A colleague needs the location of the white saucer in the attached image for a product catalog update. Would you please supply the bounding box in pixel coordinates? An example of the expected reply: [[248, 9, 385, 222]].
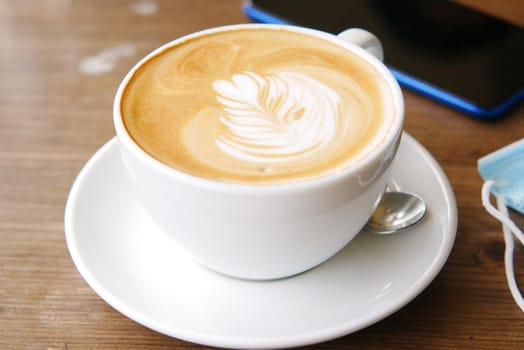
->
[[65, 133, 457, 349]]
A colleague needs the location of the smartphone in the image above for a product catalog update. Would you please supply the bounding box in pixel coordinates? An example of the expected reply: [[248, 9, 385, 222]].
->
[[242, 0, 524, 119]]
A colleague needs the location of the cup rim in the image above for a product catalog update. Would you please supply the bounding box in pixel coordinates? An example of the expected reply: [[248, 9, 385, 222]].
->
[[113, 23, 404, 193]]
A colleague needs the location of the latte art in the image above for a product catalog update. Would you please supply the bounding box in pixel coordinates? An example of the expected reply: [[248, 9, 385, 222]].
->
[[213, 71, 341, 163], [121, 27, 395, 184]]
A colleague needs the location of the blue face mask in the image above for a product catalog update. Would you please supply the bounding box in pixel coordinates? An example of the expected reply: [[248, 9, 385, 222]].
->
[[478, 138, 524, 214], [478, 138, 524, 313]]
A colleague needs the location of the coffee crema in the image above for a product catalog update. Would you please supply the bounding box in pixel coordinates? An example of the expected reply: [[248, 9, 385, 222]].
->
[[121, 27, 395, 184]]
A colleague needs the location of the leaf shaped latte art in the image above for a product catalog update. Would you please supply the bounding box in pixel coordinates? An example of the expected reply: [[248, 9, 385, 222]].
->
[[212, 71, 343, 163]]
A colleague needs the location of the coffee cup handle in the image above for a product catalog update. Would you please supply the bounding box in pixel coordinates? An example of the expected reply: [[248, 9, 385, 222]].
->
[[337, 28, 384, 62]]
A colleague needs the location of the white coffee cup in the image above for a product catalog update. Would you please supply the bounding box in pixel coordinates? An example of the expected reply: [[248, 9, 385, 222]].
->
[[113, 24, 404, 280]]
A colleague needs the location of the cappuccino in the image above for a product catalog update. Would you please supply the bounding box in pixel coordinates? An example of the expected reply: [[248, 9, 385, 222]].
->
[[121, 27, 395, 184]]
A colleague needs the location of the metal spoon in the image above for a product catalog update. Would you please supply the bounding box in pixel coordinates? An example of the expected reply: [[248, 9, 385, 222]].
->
[[364, 191, 426, 234]]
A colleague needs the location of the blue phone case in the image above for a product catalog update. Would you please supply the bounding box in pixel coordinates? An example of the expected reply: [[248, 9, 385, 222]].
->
[[242, 3, 524, 119]]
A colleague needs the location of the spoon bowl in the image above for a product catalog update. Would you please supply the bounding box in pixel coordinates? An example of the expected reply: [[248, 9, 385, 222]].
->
[[364, 191, 426, 234]]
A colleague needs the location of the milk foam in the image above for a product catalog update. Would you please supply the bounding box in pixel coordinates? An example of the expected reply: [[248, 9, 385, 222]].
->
[[121, 28, 394, 184], [213, 71, 341, 163]]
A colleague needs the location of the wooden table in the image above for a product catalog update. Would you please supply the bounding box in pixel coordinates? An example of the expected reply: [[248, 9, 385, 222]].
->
[[1, 1, 523, 349]]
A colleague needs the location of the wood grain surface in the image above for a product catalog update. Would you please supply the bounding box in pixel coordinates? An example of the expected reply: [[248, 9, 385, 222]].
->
[[1, 1, 523, 349]]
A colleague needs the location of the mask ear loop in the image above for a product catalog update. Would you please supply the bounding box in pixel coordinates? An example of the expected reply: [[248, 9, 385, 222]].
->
[[482, 180, 524, 312]]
